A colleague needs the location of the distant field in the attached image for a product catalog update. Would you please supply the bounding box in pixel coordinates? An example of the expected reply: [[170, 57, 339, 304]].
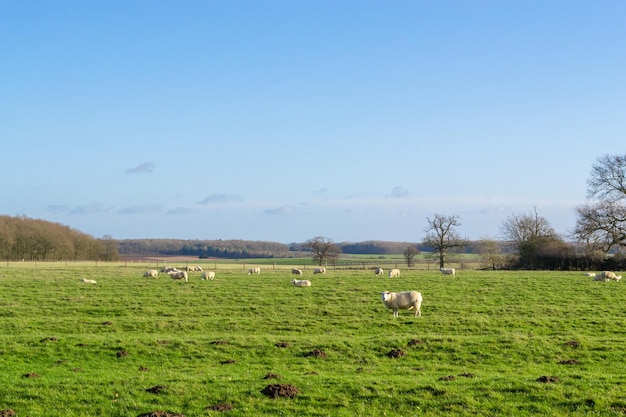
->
[[0, 263, 623, 416]]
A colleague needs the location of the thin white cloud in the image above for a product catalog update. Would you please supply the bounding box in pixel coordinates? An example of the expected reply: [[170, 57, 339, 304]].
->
[[116, 204, 162, 215], [263, 205, 297, 215], [199, 194, 243, 204], [69, 203, 113, 215], [126, 163, 155, 174], [167, 207, 196, 215], [389, 186, 410, 199]]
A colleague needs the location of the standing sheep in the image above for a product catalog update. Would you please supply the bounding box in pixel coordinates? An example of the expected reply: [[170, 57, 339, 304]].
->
[[388, 268, 400, 278], [374, 267, 384, 276], [247, 267, 261, 275], [440, 267, 456, 276], [292, 268, 303, 275], [169, 271, 188, 282], [380, 291, 423, 317], [201, 271, 215, 280]]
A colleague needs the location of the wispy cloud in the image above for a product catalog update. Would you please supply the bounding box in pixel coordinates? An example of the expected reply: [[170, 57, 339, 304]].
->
[[167, 207, 196, 215], [116, 204, 162, 215], [263, 205, 297, 215], [126, 163, 155, 174], [389, 186, 410, 199], [69, 203, 113, 215], [199, 194, 243, 204]]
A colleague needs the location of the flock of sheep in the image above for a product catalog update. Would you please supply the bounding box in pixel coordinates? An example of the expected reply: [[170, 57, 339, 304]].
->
[[81, 265, 621, 319]]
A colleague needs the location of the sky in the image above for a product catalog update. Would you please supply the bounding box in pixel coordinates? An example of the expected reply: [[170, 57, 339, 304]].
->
[[1, 1, 624, 244]]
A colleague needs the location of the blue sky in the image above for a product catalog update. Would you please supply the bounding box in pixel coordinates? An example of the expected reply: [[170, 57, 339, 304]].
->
[[2, 1, 624, 243]]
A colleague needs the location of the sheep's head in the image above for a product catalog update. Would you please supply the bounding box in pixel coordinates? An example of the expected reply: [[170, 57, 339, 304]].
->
[[380, 291, 391, 301]]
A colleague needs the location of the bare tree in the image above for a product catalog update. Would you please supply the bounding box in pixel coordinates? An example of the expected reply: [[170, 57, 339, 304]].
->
[[499, 207, 561, 269], [423, 214, 466, 268], [575, 153, 626, 254], [475, 237, 504, 270], [304, 236, 342, 266], [403, 245, 419, 268]]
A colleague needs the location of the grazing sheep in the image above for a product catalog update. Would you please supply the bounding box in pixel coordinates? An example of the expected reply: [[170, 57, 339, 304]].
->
[[313, 267, 326, 274], [247, 267, 261, 275], [374, 267, 384, 275], [388, 268, 400, 278], [143, 269, 158, 278], [186, 265, 203, 272], [291, 279, 311, 287], [169, 271, 188, 282], [594, 271, 622, 282], [161, 266, 179, 273], [292, 268, 303, 275], [79, 278, 97, 284], [201, 271, 216, 280], [380, 291, 423, 317], [440, 267, 456, 276]]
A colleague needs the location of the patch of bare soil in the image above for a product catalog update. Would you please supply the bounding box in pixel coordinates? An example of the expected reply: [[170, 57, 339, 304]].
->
[[139, 366, 150, 372], [386, 349, 406, 358], [137, 412, 185, 417], [263, 372, 281, 380], [40, 336, 58, 342], [275, 342, 290, 348], [559, 359, 580, 365], [221, 359, 236, 364], [0, 409, 16, 417], [537, 375, 560, 383], [22, 373, 40, 378], [146, 385, 167, 394], [102, 321, 113, 325], [116, 350, 129, 358], [261, 384, 300, 398], [212, 340, 229, 345], [407, 339, 424, 346], [458, 373, 476, 378], [564, 340, 580, 348], [304, 349, 327, 358], [207, 403, 234, 412], [439, 375, 456, 381]]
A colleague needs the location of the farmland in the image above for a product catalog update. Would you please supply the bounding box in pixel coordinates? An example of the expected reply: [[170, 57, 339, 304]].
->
[[0, 262, 625, 416]]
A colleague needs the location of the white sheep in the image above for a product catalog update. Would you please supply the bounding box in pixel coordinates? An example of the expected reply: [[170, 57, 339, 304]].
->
[[440, 267, 456, 276], [584, 272, 597, 277], [201, 271, 215, 280], [292, 268, 303, 275], [143, 269, 158, 278], [313, 267, 326, 274], [247, 267, 261, 275], [169, 271, 188, 282], [79, 278, 97, 284], [594, 271, 622, 282], [380, 291, 423, 317], [291, 279, 311, 287], [388, 268, 400, 278], [374, 267, 384, 275]]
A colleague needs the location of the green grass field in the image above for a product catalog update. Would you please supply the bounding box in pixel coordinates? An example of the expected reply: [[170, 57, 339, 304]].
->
[[0, 262, 625, 416]]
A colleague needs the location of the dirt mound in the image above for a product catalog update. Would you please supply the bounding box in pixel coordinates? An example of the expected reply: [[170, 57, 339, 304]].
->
[[537, 375, 560, 383], [0, 409, 16, 417], [212, 340, 228, 345], [261, 384, 300, 398], [564, 340, 580, 348], [22, 373, 39, 378], [146, 385, 167, 394], [439, 375, 456, 381], [116, 351, 129, 358], [559, 359, 580, 365], [407, 339, 424, 346], [275, 342, 290, 348], [304, 349, 327, 358], [386, 349, 406, 358], [263, 372, 281, 379], [207, 403, 233, 412], [137, 412, 185, 417]]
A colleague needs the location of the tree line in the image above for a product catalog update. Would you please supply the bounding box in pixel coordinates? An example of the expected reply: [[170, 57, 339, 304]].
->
[[0, 215, 119, 261]]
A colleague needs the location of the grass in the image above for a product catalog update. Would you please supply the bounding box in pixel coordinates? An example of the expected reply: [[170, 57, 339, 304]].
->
[[0, 263, 625, 416]]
